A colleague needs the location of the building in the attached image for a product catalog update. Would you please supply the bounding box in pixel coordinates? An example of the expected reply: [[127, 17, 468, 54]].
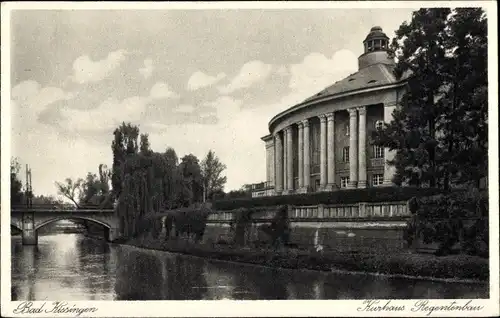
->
[[255, 26, 408, 197]]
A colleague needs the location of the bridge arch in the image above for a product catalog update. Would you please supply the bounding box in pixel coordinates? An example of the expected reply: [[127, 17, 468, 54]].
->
[[35, 216, 112, 231]]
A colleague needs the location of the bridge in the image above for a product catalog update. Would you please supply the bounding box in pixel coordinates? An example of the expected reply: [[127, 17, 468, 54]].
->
[[11, 207, 119, 245]]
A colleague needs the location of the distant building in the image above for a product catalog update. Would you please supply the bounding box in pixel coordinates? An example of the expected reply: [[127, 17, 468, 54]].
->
[[253, 27, 409, 197]]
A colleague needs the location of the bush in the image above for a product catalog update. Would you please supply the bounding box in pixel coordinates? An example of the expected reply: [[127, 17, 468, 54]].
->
[[232, 207, 254, 246], [140, 206, 211, 242], [403, 189, 489, 257], [212, 187, 446, 211]]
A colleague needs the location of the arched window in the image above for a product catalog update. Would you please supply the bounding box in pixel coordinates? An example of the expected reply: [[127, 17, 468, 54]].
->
[[374, 39, 381, 50]]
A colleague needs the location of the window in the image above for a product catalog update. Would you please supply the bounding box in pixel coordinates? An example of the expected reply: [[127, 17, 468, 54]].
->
[[372, 174, 384, 186], [343, 147, 350, 162], [345, 123, 350, 136], [367, 41, 373, 52], [375, 120, 384, 131], [341, 177, 350, 188], [373, 145, 384, 159]]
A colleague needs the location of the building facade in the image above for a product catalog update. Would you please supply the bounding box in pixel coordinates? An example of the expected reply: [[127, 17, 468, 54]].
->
[[256, 27, 408, 197]]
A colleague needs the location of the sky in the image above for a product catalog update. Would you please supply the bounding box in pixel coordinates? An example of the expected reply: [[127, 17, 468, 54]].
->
[[9, 7, 416, 198]]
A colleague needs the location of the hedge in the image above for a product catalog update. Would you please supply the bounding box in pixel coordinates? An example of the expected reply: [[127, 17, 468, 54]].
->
[[212, 186, 448, 211]]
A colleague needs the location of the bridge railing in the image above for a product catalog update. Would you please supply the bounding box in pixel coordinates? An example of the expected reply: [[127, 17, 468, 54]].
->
[[11, 207, 114, 213]]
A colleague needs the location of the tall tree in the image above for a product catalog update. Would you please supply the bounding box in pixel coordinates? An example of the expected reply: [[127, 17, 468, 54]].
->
[[111, 122, 140, 201], [372, 8, 487, 189], [177, 154, 203, 207], [10, 158, 24, 206], [163, 147, 179, 209], [139, 133, 151, 155], [440, 8, 488, 188], [200, 150, 227, 202]]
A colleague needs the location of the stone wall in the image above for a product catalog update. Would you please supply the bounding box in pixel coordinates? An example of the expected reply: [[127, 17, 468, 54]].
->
[[203, 201, 410, 252]]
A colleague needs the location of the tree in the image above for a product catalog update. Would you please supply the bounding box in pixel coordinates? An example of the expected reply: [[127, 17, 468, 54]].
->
[[200, 150, 227, 202], [31, 195, 65, 207], [163, 147, 179, 209], [55, 177, 83, 208], [111, 122, 140, 201], [372, 8, 487, 190], [439, 8, 488, 188], [11, 158, 24, 206], [177, 154, 203, 207], [140, 133, 151, 155]]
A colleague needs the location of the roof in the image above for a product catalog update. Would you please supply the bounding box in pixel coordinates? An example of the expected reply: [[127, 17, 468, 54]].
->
[[364, 26, 389, 42], [303, 63, 399, 103]]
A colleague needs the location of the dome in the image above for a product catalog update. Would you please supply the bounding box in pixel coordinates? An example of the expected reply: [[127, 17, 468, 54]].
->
[[364, 26, 389, 42]]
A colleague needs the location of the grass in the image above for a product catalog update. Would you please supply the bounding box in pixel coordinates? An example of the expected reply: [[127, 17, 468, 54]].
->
[[117, 235, 489, 282]]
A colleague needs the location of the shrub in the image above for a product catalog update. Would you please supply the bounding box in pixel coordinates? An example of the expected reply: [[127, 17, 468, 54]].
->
[[140, 206, 211, 242], [232, 207, 254, 246], [212, 186, 446, 211], [403, 189, 489, 257], [258, 205, 290, 248]]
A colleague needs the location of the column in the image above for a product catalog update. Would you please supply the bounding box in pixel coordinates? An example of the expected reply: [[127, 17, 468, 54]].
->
[[285, 126, 294, 192], [326, 112, 336, 190], [383, 102, 397, 185], [283, 130, 287, 191], [319, 114, 327, 189], [347, 108, 358, 188], [274, 133, 283, 193], [302, 119, 311, 192], [270, 141, 275, 187], [297, 122, 304, 189], [357, 106, 367, 188]]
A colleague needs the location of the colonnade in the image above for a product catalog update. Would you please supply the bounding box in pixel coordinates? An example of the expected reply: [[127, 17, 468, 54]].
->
[[272, 103, 396, 194]]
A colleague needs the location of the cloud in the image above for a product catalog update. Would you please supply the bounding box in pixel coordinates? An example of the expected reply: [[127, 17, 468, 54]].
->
[[70, 49, 128, 84], [187, 71, 226, 91], [150, 81, 179, 99], [218, 60, 273, 94], [276, 65, 289, 77], [58, 81, 180, 132], [60, 96, 150, 132], [139, 58, 154, 79], [289, 49, 358, 94], [175, 104, 195, 113], [11, 80, 75, 122]]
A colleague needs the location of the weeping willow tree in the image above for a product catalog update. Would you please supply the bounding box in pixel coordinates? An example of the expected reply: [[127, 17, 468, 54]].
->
[[113, 124, 203, 238]]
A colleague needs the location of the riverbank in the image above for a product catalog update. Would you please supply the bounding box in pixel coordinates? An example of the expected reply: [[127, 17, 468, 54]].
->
[[115, 237, 489, 282]]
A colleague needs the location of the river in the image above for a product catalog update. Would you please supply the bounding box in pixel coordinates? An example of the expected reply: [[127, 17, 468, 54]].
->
[[11, 234, 488, 300]]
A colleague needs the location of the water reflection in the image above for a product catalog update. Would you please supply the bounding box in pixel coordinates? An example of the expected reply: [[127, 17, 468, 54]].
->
[[11, 234, 488, 300]]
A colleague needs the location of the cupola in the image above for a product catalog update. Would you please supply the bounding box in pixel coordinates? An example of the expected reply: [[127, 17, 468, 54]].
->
[[358, 26, 394, 70]]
